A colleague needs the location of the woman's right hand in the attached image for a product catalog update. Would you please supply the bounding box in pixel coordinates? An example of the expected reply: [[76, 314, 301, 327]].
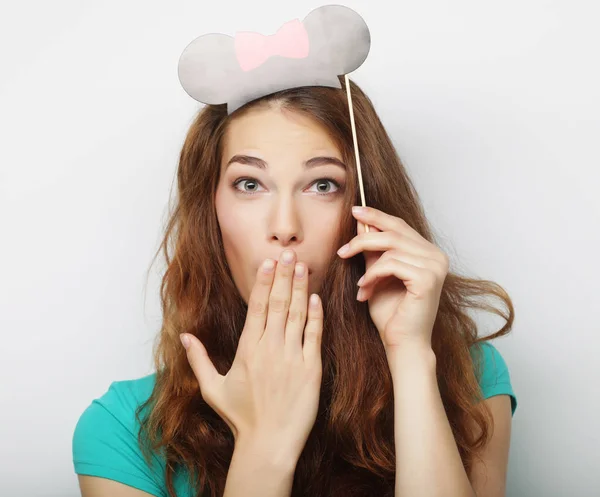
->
[[180, 249, 324, 462]]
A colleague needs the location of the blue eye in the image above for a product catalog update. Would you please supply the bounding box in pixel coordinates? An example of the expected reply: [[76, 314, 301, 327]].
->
[[231, 177, 342, 196]]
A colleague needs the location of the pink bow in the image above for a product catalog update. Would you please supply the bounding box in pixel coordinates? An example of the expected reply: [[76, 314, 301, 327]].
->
[[234, 19, 310, 72]]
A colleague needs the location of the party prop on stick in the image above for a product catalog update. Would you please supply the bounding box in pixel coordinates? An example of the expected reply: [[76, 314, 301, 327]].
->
[[177, 4, 371, 230]]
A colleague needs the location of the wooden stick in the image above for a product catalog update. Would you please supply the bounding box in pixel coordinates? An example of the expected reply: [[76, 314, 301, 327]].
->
[[344, 74, 370, 233]]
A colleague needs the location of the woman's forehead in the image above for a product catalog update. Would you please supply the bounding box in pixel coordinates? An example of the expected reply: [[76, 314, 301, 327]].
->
[[227, 107, 335, 145]]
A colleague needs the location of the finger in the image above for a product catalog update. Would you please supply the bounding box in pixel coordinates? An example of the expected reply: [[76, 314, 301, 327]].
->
[[354, 221, 382, 272], [357, 258, 438, 300], [181, 333, 223, 399], [340, 232, 431, 261], [303, 293, 324, 365], [357, 252, 433, 288], [262, 249, 296, 348], [283, 262, 309, 355], [357, 219, 380, 235], [352, 206, 423, 243], [239, 258, 277, 350]]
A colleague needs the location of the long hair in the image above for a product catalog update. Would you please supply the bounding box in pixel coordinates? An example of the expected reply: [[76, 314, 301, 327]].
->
[[136, 76, 514, 497]]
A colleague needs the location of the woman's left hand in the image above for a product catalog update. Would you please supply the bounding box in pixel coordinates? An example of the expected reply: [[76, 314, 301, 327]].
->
[[337, 206, 450, 351]]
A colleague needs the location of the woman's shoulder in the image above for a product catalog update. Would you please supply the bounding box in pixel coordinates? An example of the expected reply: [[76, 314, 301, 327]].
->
[[73, 371, 157, 433], [72, 372, 168, 497], [97, 372, 158, 413], [469, 341, 518, 416], [79, 372, 158, 434]]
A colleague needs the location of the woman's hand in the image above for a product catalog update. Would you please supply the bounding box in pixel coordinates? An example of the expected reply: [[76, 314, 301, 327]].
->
[[337, 206, 449, 351], [180, 249, 324, 463]]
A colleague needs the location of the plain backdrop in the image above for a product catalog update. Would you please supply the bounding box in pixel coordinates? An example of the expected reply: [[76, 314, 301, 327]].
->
[[1, 1, 598, 496]]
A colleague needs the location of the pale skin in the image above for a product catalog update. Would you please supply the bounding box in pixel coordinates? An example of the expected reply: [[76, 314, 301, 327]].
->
[[214, 103, 348, 304], [78, 104, 512, 496]]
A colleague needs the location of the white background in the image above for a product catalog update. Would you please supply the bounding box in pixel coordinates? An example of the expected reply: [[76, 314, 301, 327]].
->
[[1, 1, 598, 496]]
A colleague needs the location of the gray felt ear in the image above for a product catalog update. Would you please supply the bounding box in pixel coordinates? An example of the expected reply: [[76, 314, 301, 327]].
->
[[177, 4, 371, 114], [302, 4, 371, 76], [177, 34, 239, 105]]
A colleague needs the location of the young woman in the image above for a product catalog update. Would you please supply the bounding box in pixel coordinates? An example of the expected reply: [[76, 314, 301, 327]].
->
[[72, 77, 517, 497]]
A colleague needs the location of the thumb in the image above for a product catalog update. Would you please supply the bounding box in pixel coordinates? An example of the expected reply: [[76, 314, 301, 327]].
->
[[180, 333, 221, 395]]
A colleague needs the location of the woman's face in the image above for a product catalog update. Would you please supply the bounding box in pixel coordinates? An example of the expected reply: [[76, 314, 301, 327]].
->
[[215, 105, 348, 303]]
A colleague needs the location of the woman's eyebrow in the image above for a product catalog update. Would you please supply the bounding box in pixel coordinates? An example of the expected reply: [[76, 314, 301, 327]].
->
[[226, 155, 347, 170]]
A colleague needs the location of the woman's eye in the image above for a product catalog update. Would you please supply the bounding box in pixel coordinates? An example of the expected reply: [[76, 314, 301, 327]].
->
[[308, 179, 340, 194], [233, 178, 263, 194], [232, 178, 341, 195]]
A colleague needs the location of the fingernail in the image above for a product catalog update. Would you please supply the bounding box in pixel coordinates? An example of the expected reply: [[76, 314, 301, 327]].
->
[[180, 334, 190, 349], [281, 250, 294, 264], [337, 243, 349, 255], [294, 263, 305, 278], [352, 206, 366, 215], [357, 275, 365, 286], [262, 258, 275, 273], [356, 289, 364, 300]]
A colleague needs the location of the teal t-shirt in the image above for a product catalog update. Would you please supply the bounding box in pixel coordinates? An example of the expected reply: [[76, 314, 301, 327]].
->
[[72, 342, 517, 497]]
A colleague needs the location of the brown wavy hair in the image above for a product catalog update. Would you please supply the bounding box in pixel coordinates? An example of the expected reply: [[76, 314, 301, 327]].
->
[[136, 76, 514, 497]]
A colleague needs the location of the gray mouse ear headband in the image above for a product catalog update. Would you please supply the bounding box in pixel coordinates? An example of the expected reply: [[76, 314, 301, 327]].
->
[[177, 4, 372, 229]]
